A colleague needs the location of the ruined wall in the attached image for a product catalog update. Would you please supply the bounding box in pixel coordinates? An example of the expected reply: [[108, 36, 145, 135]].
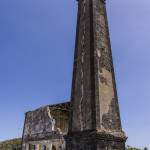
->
[[0, 138, 22, 150], [51, 108, 69, 133], [22, 102, 70, 150]]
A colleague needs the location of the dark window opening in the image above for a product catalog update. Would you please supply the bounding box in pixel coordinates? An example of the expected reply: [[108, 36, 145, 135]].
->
[[52, 145, 56, 150]]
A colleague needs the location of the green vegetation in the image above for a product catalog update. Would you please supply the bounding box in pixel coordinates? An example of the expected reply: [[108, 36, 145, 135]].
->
[[126, 145, 149, 150], [0, 138, 21, 150]]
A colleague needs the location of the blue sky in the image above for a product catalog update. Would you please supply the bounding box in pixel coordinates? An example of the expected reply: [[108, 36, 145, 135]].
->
[[0, 0, 149, 148]]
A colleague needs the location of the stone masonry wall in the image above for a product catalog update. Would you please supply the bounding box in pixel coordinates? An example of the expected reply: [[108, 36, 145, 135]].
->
[[22, 102, 70, 150]]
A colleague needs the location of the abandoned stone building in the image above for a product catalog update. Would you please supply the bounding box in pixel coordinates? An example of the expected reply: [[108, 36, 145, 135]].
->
[[1, 0, 127, 149], [22, 102, 70, 150], [21, 0, 127, 149]]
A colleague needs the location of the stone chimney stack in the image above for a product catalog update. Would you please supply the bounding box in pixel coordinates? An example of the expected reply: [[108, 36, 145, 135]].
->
[[66, 0, 126, 149]]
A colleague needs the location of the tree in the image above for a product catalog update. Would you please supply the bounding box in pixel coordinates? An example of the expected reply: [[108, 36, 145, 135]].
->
[[126, 145, 141, 150]]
